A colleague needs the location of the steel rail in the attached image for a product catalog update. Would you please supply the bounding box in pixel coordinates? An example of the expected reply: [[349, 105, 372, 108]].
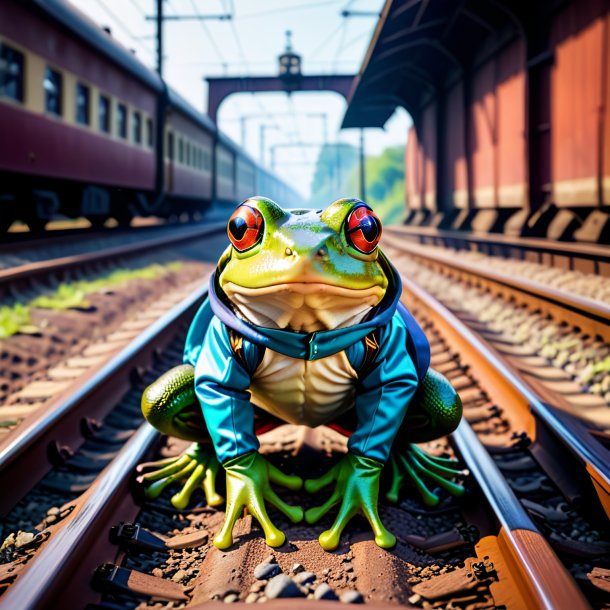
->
[[386, 225, 610, 264], [403, 274, 610, 517], [0, 221, 170, 254], [0, 423, 158, 610], [0, 278, 594, 609], [0, 281, 209, 515], [452, 421, 590, 610], [0, 222, 224, 286], [2, 363, 589, 609], [383, 231, 610, 326]]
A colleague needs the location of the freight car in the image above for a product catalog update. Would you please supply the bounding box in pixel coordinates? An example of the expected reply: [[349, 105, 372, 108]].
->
[[344, 0, 610, 243], [0, 0, 300, 232]]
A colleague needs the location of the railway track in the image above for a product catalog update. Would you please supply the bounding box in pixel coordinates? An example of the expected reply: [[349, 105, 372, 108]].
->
[[0, 220, 228, 449], [0, 303, 604, 606], [383, 229, 610, 462], [0, 221, 225, 288], [401, 282, 610, 608], [0, 218, 169, 266], [0, 228, 608, 608]]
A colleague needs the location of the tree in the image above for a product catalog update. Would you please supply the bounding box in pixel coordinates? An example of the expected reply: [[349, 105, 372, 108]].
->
[[309, 144, 405, 225]]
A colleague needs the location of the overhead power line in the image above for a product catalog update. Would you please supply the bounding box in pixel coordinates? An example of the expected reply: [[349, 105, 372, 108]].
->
[[239, 0, 344, 21], [93, 0, 155, 60], [146, 14, 231, 21]]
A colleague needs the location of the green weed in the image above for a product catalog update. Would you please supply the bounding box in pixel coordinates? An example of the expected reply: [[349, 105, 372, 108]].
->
[[0, 261, 184, 338]]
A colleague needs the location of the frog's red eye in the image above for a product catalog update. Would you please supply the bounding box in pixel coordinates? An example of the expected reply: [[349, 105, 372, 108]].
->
[[228, 205, 264, 252], [345, 205, 382, 254]]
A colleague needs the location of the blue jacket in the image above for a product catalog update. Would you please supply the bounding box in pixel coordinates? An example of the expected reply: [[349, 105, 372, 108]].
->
[[184, 260, 430, 464]]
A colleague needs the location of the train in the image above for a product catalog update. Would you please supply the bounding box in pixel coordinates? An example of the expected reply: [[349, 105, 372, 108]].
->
[[0, 0, 301, 232], [344, 0, 610, 243]]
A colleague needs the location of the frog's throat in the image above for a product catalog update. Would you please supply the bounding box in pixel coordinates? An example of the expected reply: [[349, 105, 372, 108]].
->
[[221, 282, 385, 332]]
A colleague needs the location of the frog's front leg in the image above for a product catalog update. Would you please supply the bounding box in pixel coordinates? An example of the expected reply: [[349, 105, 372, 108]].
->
[[137, 364, 224, 508], [386, 368, 466, 506], [214, 451, 304, 550], [304, 453, 395, 551]]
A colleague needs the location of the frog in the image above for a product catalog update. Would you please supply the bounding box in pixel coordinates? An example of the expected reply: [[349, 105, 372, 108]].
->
[[137, 197, 465, 552]]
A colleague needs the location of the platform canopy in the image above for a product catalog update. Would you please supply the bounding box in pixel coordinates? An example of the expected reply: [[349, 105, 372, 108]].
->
[[342, 0, 529, 128]]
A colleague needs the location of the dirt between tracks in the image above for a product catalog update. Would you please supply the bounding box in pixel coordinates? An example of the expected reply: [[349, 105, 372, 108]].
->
[[0, 257, 208, 410], [130, 427, 478, 609]]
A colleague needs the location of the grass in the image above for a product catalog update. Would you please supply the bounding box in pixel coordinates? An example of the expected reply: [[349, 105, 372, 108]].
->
[[0, 262, 183, 339], [0, 304, 38, 338]]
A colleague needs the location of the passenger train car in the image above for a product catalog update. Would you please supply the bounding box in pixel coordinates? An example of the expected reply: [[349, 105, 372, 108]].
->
[[0, 0, 300, 231]]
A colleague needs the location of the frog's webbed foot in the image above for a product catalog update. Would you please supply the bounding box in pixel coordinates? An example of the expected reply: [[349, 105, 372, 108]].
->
[[137, 442, 224, 509], [304, 453, 396, 552], [214, 451, 303, 550], [385, 443, 467, 507]]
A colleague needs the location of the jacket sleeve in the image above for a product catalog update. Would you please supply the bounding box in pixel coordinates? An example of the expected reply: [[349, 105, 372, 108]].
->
[[194, 316, 259, 463], [183, 297, 214, 367], [347, 314, 419, 463]]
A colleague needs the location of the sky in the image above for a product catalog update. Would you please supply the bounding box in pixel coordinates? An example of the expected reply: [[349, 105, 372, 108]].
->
[[73, 0, 411, 199]]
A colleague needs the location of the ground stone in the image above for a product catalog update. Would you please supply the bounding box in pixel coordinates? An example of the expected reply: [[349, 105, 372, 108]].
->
[[340, 590, 364, 604], [295, 571, 316, 585], [254, 560, 281, 580], [264, 575, 305, 599], [172, 569, 187, 583], [314, 583, 337, 600]]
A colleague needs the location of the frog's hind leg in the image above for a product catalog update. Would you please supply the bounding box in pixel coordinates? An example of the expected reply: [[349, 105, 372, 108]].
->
[[399, 368, 463, 443], [138, 364, 224, 508], [386, 368, 467, 506]]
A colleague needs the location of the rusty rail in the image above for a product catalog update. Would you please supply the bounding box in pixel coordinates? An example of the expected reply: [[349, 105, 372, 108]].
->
[[0, 424, 158, 610], [452, 422, 589, 610], [387, 225, 610, 266], [402, 268, 610, 512], [383, 231, 610, 335], [0, 222, 224, 287], [0, 281, 209, 516]]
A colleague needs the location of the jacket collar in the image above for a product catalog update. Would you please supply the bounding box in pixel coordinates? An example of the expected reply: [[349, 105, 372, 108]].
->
[[208, 252, 402, 361]]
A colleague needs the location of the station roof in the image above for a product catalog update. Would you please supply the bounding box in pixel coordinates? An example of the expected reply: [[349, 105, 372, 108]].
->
[[342, 0, 526, 128]]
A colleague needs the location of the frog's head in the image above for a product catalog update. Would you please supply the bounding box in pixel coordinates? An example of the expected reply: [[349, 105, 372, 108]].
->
[[216, 197, 390, 331]]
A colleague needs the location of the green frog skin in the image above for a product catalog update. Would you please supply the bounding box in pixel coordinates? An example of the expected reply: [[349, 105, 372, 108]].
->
[[138, 197, 465, 551]]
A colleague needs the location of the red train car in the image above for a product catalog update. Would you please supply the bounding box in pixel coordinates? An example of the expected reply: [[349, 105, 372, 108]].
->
[[344, 0, 610, 242], [164, 90, 215, 217], [0, 0, 301, 231], [0, 0, 161, 229]]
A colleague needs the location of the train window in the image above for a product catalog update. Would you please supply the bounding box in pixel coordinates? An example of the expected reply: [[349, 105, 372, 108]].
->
[[167, 131, 174, 159], [186, 142, 191, 166], [44, 66, 62, 116], [75, 83, 90, 125], [0, 43, 24, 102], [132, 111, 142, 144], [178, 138, 184, 163], [116, 103, 127, 139], [99, 94, 110, 133], [146, 117, 153, 147]]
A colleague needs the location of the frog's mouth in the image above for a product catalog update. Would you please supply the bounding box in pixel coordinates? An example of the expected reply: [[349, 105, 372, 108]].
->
[[221, 282, 385, 331]]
